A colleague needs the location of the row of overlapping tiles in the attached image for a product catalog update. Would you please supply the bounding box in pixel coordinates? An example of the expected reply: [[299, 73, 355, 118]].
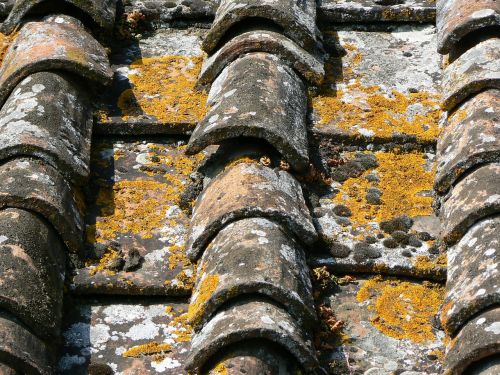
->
[[0, 0, 498, 374]]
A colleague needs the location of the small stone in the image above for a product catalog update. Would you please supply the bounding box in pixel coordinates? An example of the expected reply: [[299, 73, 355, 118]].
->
[[366, 188, 382, 205], [365, 173, 380, 182], [403, 51, 413, 57], [417, 231, 433, 241], [428, 244, 440, 255], [330, 242, 351, 258], [88, 363, 114, 375], [333, 204, 352, 217], [353, 242, 381, 261], [365, 236, 377, 244], [106, 256, 124, 272], [377, 233, 385, 239], [380, 215, 413, 234], [408, 235, 422, 247], [383, 238, 398, 249], [123, 248, 143, 271], [391, 230, 410, 245], [335, 216, 351, 227], [401, 249, 412, 257]]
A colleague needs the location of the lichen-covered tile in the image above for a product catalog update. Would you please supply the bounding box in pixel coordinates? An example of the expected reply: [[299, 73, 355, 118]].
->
[[96, 28, 208, 134], [0, 71, 93, 185], [59, 300, 192, 374], [0, 208, 66, 341], [203, 0, 320, 54], [1, 0, 117, 34], [436, 89, 500, 194], [319, 0, 436, 23], [441, 38, 500, 111], [444, 307, 500, 374], [436, 0, 500, 54], [0, 158, 84, 253], [441, 217, 499, 336], [312, 24, 442, 144], [186, 161, 317, 261], [0, 14, 112, 107], [72, 140, 205, 296], [440, 163, 500, 245], [187, 52, 310, 171], [0, 314, 54, 375], [188, 218, 316, 331], [198, 30, 324, 88], [185, 299, 318, 373]]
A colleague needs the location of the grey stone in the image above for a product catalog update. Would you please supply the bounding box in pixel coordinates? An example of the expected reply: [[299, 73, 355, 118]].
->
[[198, 30, 324, 88], [189, 218, 316, 331], [1, 0, 117, 34], [441, 163, 500, 245], [353, 242, 382, 261], [187, 53, 310, 172], [186, 162, 317, 260], [436, 89, 500, 194], [0, 208, 66, 341], [366, 188, 382, 205], [0, 15, 113, 108], [408, 235, 423, 247], [441, 217, 499, 336], [185, 298, 318, 373], [391, 230, 410, 245], [0, 71, 93, 185], [380, 215, 413, 234], [0, 158, 84, 253], [333, 204, 352, 217], [203, 0, 319, 54], [437, 0, 500, 54], [330, 242, 352, 258], [467, 356, 500, 375], [445, 308, 500, 374], [123, 248, 143, 272], [441, 38, 500, 111]]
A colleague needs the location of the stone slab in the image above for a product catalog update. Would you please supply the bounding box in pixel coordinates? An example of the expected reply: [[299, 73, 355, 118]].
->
[[187, 52, 310, 172]]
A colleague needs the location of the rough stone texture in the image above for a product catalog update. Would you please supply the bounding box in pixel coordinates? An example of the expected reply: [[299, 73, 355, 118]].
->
[[441, 38, 500, 111], [0, 314, 53, 375], [187, 53, 310, 171], [435, 89, 500, 194], [0, 363, 18, 375], [0, 208, 66, 341], [0, 71, 93, 185], [0, 157, 84, 253], [189, 218, 316, 331], [203, 0, 319, 54], [320, 0, 436, 23], [445, 308, 500, 374], [58, 300, 191, 374], [186, 162, 317, 260], [185, 298, 318, 373], [437, 0, 500, 54], [0, 14, 113, 108], [0, 0, 117, 34], [198, 30, 325, 87], [467, 356, 500, 375], [442, 217, 499, 336], [440, 163, 500, 245], [71, 139, 205, 296]]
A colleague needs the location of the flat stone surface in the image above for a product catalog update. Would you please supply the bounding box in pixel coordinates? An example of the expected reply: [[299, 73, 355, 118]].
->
[[203, 0, 319, 54], [58, 300, 192, 374], [320, 0, 436, 23], [441, 217, 499, 336], [0, 157, 84, 253], [0, 314, 53, 375], [185, 298, 318, 373], [187, 52, 310, 172], [0, 15, 112, 108], [437, 0, 500, 54], [198, 30, 324, 88], [0, 71, 93, 185], [71, 139, 206, 296], [467, 356, 500, 375], [1, 0, 117, 34], [95, 28, 208, 134], [441, 38, 500, 111], [445, 308, 500, 374], [311, 24, 442, 145], [189, 217, 315, 331], [440, 163, 500, 245], [436, 89, 500, 194], [0, 208, 66, 341], [186, 162, 317, 261]]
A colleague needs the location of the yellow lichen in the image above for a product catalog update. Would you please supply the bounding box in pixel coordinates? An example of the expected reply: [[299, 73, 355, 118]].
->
[[0, 32, 17, 66], [332, 151, 434, 230], [122, 342, 172, 358], [209, 363, 228, 375], [87, 247, 120, 276], [186, 275, 219, 327], [357, 276, 444, 343], [414, 254, 447, 276], [117, 56, 207, 123]]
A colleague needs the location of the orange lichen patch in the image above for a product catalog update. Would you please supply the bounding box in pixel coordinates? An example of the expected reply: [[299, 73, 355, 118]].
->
[[0, 32, 17, 66], [122, 342, 172, 358], [87, 247, 120, 276], [312, 81, 441, 142], [186, 275, 219, 327], [117, 56, 207, 123], [209, 363, 228, 375], [357, 276, 444, 343], [168, 311, 193, 343], [332, 152, 434, 230]]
